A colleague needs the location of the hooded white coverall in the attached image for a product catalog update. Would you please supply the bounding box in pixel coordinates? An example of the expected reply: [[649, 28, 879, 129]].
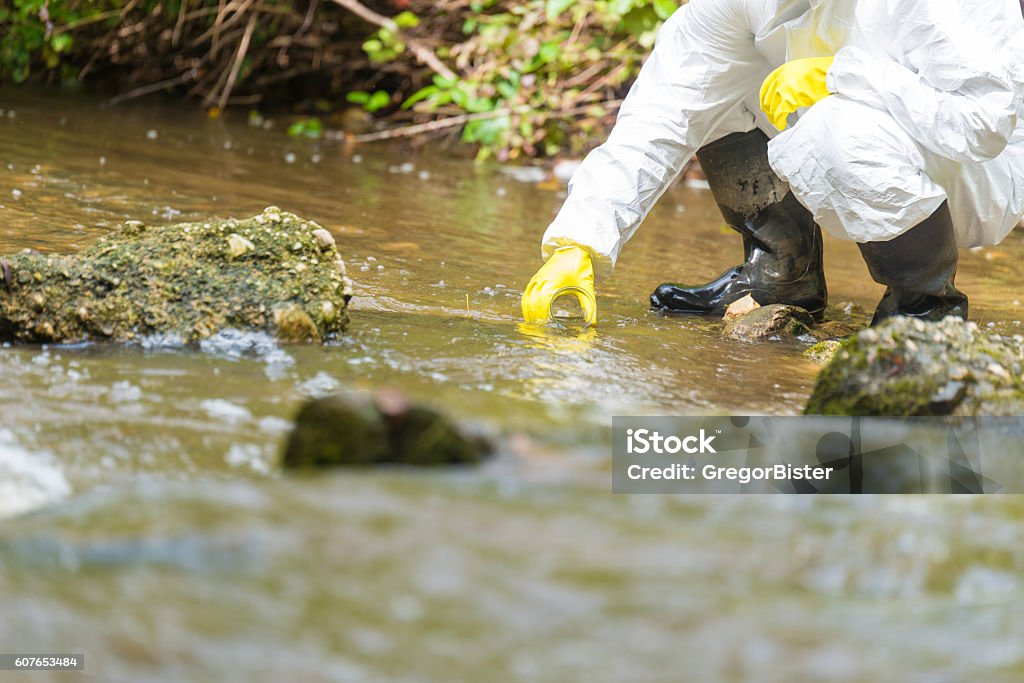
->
[[541, 0, 1024, 279]]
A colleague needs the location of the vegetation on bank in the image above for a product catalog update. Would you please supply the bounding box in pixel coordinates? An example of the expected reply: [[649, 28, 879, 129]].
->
[[0, 0, 682, 159]]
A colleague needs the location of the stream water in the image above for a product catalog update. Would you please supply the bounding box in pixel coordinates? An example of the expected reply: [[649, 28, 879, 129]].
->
[[1, 87, 1023, 681]]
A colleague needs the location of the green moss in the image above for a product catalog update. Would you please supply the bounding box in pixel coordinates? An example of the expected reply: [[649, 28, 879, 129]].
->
[[803, 339, 843, 364], [0, 207, 352, 344]]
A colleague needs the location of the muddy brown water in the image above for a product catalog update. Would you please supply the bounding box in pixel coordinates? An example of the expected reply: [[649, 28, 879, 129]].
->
[[1, 88, 1023, 681]]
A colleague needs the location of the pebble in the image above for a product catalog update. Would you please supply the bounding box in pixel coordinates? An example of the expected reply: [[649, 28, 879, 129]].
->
[[227, 233, 255, 257], [146, 129, 158, 140], [11, 189, 22, 198], [312, 228, 336, 250], [284, 152, 297, 164]]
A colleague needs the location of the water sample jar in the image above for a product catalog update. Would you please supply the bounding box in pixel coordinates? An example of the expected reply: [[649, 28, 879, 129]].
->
[[548, 286, 596, 328]]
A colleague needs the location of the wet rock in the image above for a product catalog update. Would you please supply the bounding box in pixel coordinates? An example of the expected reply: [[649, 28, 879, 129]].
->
[[0, 207, 353, 343], [804, 339, 843, 364], [809, 319, 864, 341], [724, 304, 813, 341], [724, 293, 760, 320], [806, 316, 1024, 416], [282, 391, 492, 469]]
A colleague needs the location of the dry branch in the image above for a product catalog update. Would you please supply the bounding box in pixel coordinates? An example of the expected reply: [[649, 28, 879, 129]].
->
[[350, 99, 623, 143], [218, 13, 257, 109]]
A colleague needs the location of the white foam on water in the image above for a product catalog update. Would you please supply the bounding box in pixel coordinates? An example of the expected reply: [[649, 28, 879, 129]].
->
[[224, 443, 273, 475], [0, 430, 71, 520], [200, 399, 252, 424]]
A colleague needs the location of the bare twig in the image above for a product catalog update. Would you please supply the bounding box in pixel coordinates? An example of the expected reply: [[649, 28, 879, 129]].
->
[[53, 0, 138, 35], [172, 0, 189, 47], [350, 99, 623, 143], [328, 0, 458, 82], [192, 0, 255, 51], [105, 69, 197, 106], [218, 14, 258, 109]]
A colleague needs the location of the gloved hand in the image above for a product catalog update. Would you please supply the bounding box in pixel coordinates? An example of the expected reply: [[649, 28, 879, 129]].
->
[[521, 245, 597, 325], [760, 56, 835, 131]]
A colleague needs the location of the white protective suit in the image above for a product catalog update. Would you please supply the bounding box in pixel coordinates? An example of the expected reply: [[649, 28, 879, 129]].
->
[[541, 0, 1024, 279]]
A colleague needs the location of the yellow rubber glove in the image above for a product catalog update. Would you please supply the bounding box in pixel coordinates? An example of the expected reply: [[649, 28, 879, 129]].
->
[[521, 246, 597, 326], [760, 56, 835, 131]]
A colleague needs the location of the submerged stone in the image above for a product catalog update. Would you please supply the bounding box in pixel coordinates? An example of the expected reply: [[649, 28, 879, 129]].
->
[[805, 316, 1024, 416], [0, 207, 352, 343], [282, 390, 492, 469]]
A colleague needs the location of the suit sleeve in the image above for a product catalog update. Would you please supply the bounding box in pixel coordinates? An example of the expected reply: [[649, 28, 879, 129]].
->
[[540, 0, 769, 278], [826, 0, 1023, 163]]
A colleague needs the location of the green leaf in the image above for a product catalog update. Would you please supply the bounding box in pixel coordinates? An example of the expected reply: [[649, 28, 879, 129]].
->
[[346, 91, 370, 104], [402, 85, 439, 109], [465, 96, 494, 113], [366, 90, 390, 112], [361, 39, 383, 54], [50, 33, 72, 54], [302, 118, 323, 137], [287, 118, 322, 139], [545, 0, 575, 21], [652, 0, 678, 20], [496, 81, 517, 100], [538, 41, 560, 64], [463, 116, 510, 145], [622, 8, 659, 40], [609, 0, 635, 17], [393, 11, 419, 28]]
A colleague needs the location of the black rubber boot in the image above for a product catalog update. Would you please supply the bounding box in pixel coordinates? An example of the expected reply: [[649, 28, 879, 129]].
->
[[858, 201, 968, 326], [650, 129, 827, 319]]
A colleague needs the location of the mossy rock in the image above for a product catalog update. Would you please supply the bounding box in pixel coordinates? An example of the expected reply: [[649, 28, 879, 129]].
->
[[0, 207, 352, 343], [803, 339, 843, 364], [282, 391, 493, 469], [724, 304, 813, 341], [805, 316, 1024, 416]]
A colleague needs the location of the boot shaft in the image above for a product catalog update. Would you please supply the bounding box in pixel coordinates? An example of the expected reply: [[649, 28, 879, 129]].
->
[[696, 129, 824, 285]]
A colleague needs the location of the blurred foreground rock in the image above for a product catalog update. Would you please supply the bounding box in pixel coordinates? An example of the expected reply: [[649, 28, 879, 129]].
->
[[0, 207, 352, 343], [283, 391, 493, 469], [806, 317, 1024, 416]]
